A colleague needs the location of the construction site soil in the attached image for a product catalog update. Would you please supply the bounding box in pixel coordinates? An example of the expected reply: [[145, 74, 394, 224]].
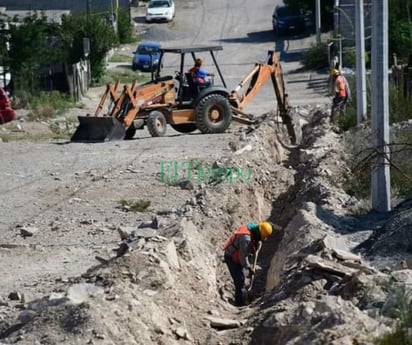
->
[[1, 99, 412, 345], [1, 1, 412, 344]]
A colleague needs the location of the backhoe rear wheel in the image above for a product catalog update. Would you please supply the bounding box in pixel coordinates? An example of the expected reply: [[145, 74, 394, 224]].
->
[[147, 111, 167, 137], [170, 124, 197, 133], [195, 93, 232, 134]]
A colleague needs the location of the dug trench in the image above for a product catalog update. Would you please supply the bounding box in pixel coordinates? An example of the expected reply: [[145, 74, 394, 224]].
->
[[1, 106, 411, 344]]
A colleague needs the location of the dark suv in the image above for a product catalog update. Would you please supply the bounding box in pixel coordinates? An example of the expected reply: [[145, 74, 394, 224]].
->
[[272, 3, 311, 36]]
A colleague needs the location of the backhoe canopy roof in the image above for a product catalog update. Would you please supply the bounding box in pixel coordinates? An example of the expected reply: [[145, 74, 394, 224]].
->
[[156, 45, 226, 88], [159, 45, 223, 54]]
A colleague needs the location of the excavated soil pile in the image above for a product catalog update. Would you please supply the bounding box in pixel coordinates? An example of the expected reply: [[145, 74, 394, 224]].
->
[[1, 106, 412, 345]]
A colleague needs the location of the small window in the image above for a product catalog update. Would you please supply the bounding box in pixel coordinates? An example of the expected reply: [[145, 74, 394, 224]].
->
[[138, 45, 160, 54], [277, 6, 302, 18]]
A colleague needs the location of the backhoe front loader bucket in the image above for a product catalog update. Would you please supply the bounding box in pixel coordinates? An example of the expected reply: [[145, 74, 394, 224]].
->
[[70, 116, 126, 142]]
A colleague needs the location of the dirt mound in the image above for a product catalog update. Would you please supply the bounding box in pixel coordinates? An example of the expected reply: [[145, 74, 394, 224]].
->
[[1, 106, 412, 344]]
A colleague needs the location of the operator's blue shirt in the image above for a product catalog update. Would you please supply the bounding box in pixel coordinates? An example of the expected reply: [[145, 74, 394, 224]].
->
[[189, 66, 210, 86]]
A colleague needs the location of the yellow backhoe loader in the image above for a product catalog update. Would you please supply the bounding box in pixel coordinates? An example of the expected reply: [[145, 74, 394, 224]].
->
[[71, 46, 298, 144]]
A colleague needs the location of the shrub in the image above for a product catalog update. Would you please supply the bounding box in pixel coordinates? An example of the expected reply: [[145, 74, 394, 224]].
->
[[301, 42, 329, 70], [374, 286, 412, 345], [342, 47, 370, 69], [117, 8, 135, 44], [389, 83, 412, 123], [343, 126, 412, 204], [28, 91, 74, 119]]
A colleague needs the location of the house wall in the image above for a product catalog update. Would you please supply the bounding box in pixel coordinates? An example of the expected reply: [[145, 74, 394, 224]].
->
[[0, 0, 130, 13]]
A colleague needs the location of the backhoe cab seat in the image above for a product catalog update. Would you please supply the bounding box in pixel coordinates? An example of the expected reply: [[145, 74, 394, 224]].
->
[[183, 72, 212, 100], [180, 72, 200, 101]]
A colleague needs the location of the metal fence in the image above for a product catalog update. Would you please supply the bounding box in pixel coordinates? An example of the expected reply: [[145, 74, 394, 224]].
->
[[67, 59, 91, 102], [39, 59, 91, 101], [392, 54, 412, 100]]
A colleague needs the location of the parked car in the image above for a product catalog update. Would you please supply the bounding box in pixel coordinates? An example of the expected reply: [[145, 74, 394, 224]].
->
[[145, 0, 175, 23], [132, 41, 162, 72], [272, 3, 312, 36], [0, 86, 16, 125]]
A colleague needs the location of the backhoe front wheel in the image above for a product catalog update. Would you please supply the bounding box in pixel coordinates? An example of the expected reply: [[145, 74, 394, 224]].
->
[[147, 111, 167, 137], [195, 93, 232, 134]]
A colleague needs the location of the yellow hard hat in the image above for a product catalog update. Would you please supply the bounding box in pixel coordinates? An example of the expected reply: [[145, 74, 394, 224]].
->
[[331, 68, 340, 76], [259, 222, 273, 240]]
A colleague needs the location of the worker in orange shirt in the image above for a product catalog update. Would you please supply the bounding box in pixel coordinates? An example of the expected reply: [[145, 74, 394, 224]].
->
[[330, 68, 350, 124], [223, 221, 273, 306]]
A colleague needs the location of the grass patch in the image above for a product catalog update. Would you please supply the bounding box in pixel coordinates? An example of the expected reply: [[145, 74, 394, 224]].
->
[[0, 132, 71, 142], [99, 68, 151, 85], [13, 90, 75, 121], [374, 286, 412, 345], [109, 52, 132, 63], [119, 199, 151, 212]]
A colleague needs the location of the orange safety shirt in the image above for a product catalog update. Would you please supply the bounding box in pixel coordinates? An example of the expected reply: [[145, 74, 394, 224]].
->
[[335, 75, 347, 98], [223, 225, 257, 266]]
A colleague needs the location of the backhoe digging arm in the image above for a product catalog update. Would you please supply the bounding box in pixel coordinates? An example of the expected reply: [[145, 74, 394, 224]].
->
[[229, 51, 297, 144]]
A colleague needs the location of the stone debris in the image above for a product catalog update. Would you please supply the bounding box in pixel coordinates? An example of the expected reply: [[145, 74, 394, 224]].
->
[[66, 283, 104, 304], [205, 316, 242, 329], [19, 226, 38, 238], [1, 99, 411, 345], [8, 292, 23, 301], [173, 326, 193, 341], [304, 254, 358, 277]]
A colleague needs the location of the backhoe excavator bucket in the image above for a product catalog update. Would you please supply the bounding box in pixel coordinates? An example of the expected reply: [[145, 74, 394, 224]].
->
[[70, 116, 126, 142]]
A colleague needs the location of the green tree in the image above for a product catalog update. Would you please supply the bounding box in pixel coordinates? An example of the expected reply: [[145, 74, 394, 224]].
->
[[389, 0, 412, 62], [5, 12, 65, 94], [117, 8, 134, 44], [60, 13, 118, 82]]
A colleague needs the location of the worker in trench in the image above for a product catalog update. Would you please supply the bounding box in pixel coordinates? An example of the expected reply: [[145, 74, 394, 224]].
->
[[223, 221, 273, 306]]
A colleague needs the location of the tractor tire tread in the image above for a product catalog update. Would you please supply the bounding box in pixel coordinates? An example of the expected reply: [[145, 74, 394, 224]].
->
[[195, 93, 231, 134], [147, 111, 167, 137]]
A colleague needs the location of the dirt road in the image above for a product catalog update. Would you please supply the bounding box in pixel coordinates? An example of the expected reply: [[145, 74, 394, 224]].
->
[[133, 0, 330, 112]]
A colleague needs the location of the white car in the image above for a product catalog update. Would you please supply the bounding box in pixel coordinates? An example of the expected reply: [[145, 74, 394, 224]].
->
[[146, 0, 175, 23]]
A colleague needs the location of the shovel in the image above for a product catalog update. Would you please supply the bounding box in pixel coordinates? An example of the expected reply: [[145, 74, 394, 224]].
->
[[242, 241, 263, 305]]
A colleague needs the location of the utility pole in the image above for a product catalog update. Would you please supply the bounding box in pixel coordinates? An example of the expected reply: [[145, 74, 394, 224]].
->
[[355, 0, 367, 123], [371, 0, 391, 212], [115, 0, 119, 33], [315, 0, 321, 44], [334, 0, 341, 69], [87, 0, 91, 32]]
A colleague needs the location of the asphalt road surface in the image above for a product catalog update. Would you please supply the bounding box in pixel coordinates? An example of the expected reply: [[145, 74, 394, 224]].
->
[[133, 0, 330, 114]]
